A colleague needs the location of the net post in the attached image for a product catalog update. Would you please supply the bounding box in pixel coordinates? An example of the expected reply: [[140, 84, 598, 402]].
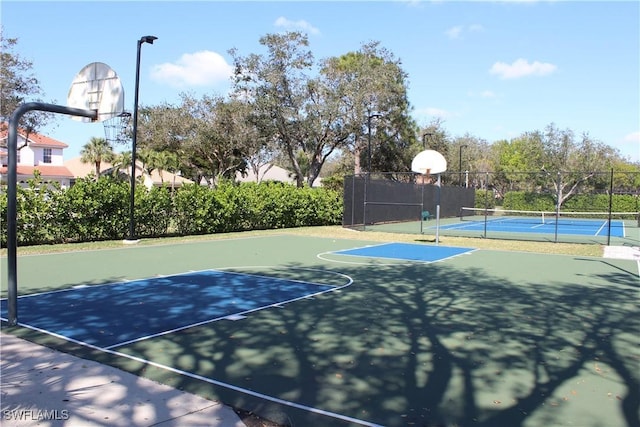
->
[[484, 172, 489, 238], [554, 172, 561, 243], [607, 168, 614, 246]]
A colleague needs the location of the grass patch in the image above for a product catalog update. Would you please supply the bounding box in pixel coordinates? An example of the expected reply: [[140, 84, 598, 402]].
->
[[1, 225, 603, 258]]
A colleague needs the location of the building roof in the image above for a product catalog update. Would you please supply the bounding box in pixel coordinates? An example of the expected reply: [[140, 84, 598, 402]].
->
[[0, 165, 74, 178], [0, 128, 69, 149], [64, 156, 194, 187], [236, 164, 295, 184]]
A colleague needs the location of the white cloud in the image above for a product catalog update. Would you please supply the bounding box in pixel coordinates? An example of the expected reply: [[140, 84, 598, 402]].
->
[[445, 26, 463, 39], [150, 51, 233, 88], [274, 16, 320, 35], [445, 24, 484, 39], [467, 90, 497, 99], [623, 131, 640, 143], [619, 131, 640, 161], [415, 107, 456, 119], [489, 58, 557, 79]]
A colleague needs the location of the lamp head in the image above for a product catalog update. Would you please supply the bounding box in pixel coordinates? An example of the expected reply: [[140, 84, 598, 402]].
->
[[141, 35, 158, 44]]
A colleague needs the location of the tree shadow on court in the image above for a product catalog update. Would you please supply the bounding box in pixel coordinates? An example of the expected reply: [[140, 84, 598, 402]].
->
[[4, 254, 638, 427], [111, 258, 640, 427]]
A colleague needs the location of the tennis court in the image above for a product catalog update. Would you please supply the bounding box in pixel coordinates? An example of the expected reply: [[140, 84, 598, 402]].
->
[[441, 208, 627, 237], [2, 232, 639, 427]]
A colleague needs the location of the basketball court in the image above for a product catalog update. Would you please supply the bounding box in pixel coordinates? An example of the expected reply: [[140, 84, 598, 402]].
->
[[2, 233, 638, 427], [2, 50, 638, 427]]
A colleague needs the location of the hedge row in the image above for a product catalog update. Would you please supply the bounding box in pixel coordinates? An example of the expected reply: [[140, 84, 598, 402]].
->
[[0, 176, 343, 247]]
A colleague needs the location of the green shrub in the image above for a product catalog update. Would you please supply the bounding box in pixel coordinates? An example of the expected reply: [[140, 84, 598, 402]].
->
[[53, 177, 129, 242], [474, 189, 496, 209], [2, 178, 344, 246], [136, 185, 173, 237]]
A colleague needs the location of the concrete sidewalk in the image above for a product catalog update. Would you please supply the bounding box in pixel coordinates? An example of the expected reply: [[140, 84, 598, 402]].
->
[[0, 332, 247, 427]]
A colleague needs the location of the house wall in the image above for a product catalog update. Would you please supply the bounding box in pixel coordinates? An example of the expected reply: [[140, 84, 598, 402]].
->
[[33, 147, 64, 166], [18, 143, 35, 165]]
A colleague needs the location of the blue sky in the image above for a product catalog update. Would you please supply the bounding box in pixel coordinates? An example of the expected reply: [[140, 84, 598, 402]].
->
[[2, 1, 639, 162]]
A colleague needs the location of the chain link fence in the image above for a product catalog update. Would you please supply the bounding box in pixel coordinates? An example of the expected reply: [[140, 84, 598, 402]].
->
[[343, 170, 639, 246]]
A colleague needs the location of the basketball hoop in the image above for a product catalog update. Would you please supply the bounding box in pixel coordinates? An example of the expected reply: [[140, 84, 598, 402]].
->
[[67, 62, 125, 123], [103, 111, 131, 145], [411, 149, 447, 245]]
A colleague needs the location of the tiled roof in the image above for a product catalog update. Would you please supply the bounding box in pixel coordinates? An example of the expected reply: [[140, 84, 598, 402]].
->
[[0, 165, 74, 178], [0, 128, 68, 148]]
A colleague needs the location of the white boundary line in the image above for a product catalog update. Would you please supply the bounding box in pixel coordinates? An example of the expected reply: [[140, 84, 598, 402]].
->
[[0, 266, 381, 426], [0, 321, 382, 427], [0, 267, 354, 350], [318, 242, 476, 265]]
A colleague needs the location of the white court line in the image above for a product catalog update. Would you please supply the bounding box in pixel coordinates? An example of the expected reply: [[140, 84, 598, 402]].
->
[[0, 266, 379, 427], [318, 243, 476, 266], [102, 268, 353, 349], [595, 221, 608, 236], [0, 321, 382, 427], [1, 267, 353, 350]]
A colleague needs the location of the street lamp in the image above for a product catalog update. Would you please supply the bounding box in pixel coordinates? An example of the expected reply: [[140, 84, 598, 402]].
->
[[459, 144, 467, 187], [367, 113, 382, 176], [127, 35, 157, 242], [422, 132, 433, 149]]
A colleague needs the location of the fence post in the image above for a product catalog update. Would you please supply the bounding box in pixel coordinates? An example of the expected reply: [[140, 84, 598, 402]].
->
[[607, 168, 614, 246], [483, 172, 489, 238], [554, 172, 561, 243]]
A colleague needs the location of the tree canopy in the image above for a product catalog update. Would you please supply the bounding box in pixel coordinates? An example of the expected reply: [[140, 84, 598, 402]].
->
[[0, 29, 53, 136]]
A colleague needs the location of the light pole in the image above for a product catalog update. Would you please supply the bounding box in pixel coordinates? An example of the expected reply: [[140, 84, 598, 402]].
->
[[367, 113, 382, 176], [459, 144, 467, 187], [127, 35, 157, 242], [422, 132, 433, 149]]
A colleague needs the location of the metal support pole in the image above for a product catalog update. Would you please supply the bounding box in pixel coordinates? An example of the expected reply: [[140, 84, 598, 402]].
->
[[607, 168, 614, 246], [459, 145, 467, 187], [128, 35, 157, 242], [554, 172, 561, 243], [483, 172, 489, 238], [435, 174, 442, 245], [6, 103, 97, 326]]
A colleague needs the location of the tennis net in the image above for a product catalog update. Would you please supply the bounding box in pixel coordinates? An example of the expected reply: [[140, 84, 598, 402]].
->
[[459, 207, 640, 227]]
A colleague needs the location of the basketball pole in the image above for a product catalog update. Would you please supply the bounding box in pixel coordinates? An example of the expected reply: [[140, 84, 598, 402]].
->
[[127, 35, 157, 243], [436, 173, 441, 245], [5, 102, 97, 326]]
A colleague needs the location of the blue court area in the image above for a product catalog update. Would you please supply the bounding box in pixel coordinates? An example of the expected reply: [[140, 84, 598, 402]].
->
[[334, 242, 474, 262], [0, 270, 334, 349], [438, 217, 625, 237]]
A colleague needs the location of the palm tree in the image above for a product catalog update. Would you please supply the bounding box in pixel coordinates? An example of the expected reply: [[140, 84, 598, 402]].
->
[[110, 151, 132, 180], [80, 137, 115, 178]]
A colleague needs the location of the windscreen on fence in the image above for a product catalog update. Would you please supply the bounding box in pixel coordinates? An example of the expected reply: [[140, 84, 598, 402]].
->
[[342, 172, 476, 234]]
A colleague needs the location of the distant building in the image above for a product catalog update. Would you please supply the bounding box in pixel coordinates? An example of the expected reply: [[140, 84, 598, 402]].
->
[[64, 157, 194, 189], [236, 164, 295, 184], [236, 164, 322, 187], [0, 129, 75, 188], [0, 128, 193, 189]]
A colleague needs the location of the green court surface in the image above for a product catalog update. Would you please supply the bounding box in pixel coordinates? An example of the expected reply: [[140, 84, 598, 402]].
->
[[2, 233, 639, 427]]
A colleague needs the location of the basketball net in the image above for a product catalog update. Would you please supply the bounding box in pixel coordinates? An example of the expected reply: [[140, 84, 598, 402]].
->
[[103, 112, 131, 145]]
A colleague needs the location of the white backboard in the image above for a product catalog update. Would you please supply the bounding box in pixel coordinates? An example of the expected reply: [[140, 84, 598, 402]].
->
[[411, 150, 447, 175], [67, 62, 125, 122]]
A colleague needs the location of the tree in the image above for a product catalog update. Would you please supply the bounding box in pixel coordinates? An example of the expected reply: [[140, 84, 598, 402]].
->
[[230, 33, 416, 186], [79, 137, 115, 179], [230, 32, 315, 187], [491, 123, 628, 208], [110, 151, 132, 180], [0, 30, 53, 137], [323, 42, 417, 178]]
